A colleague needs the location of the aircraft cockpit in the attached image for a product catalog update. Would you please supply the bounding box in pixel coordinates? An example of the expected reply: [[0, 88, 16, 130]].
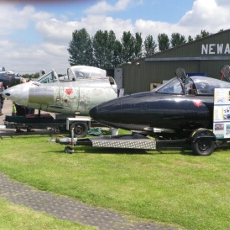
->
[[153, 75, 230, 96], [67, 65, 106, 81], [35, 65, 109, 85], [185, 76, 230, 95], [36, 70, 59, 83], [155, 77, 184, 94]]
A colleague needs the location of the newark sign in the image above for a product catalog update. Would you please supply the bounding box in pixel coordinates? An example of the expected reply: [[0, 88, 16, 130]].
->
[[201, 43, 230, 55]]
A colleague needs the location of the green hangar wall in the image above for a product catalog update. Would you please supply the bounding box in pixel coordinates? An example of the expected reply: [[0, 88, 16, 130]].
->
[[122, 29, 230, 94]]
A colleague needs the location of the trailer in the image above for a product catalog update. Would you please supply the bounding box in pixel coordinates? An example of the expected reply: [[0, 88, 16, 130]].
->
[[4, 113, 99, 138], [56, 128, 220, 156]]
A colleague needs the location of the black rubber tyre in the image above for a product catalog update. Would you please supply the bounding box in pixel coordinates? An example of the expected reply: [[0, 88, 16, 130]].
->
[[69, 122, 88, 138], [191, 138, 215, 156], [64, 146, 74, 154]]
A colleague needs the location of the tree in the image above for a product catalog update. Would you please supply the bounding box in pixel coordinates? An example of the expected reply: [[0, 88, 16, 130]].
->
[[158, 33, 170, 51], [144, 35, 157, 56], [187, 35, 193, 43], [92, 30, 121, 68], [200, 30, 210, 37], [195, 30, 210, 40], [22, 73, 39, 79], [170, 33, 186, 47], [68, 28, 215, 68], [68, 28, 94, 66], [107, 30, 121, 68], [120, 31, 136, 63], [113, 40, 123, 67], [134, 32, 143, 59], [93, 30, 109, 68]]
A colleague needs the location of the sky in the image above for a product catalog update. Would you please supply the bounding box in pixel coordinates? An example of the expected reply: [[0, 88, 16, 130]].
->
[[0, 0, 230, 74]]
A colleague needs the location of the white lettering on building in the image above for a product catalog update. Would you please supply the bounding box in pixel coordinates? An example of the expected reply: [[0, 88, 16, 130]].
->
[[201, 43, 230, 55], [209, 44, 215, 54], [217, 44, 223, 54], [224, 44, 230, 54], [201, 44, 208, 54]]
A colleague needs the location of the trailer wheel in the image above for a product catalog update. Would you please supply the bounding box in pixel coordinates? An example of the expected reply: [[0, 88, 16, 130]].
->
[[70, 122, 88, 138], [191, 137, 215, 156], [65, 146, 74, 154]]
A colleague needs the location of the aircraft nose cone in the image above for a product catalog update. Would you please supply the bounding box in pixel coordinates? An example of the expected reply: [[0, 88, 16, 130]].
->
[[3, 88, 12, 99], [4, 92, 11, 96], [89, 98, 122, 127], [89, 106, 99, 120], [3, 83, 30, 106]]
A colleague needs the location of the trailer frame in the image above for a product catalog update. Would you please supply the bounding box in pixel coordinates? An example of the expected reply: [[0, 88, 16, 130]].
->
[[55, 128, 221, 156]]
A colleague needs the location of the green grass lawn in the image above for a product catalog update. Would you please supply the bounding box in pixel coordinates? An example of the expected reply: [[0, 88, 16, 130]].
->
[[0, 133, 230, 229], [0, 198, 95, 230]]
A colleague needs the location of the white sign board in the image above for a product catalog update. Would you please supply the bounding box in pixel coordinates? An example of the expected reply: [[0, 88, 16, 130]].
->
[[213, 88, 230, 139]]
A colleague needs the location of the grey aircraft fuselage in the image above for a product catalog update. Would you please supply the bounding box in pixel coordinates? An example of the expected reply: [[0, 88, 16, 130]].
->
[[0, 71, 22, 87], [3, 78, 117, 115]]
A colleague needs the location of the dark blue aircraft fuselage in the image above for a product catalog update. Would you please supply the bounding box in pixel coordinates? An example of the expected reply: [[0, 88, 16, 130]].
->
[[89, 75, 230, 138], [90, 91, 213, 134]]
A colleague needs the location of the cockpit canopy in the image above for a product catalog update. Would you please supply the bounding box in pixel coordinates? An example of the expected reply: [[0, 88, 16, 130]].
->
[[36, 70, 59, 83], [154, 76, 230, 95], [36, 65, 107, 84], [67, 65, 106, 81]]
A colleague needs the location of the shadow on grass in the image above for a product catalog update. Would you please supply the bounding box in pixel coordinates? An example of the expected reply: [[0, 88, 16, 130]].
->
[[0, 133, 52, 139], [53, 145, 195, 156], [4, 133, 196, 156]]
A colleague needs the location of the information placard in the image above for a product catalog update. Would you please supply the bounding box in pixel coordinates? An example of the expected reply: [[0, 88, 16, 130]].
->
[[213, 88, 230, 139]]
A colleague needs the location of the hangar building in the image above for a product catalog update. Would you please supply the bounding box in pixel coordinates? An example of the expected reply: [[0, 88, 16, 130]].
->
[[121, 29, 230, 94]]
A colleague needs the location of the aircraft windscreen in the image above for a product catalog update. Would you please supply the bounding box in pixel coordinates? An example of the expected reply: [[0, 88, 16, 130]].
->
[[37, 70, 59, 83], [156, 77, 183, 94], [70, 66, 106, 80], [191, 76, 230, 95]]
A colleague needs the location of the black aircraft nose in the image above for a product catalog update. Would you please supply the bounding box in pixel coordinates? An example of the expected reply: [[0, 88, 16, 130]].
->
[[89, 106, 98, 120], [89, 98, 122, 126]]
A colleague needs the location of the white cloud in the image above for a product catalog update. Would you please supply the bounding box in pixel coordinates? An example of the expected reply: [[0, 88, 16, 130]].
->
[[41, 43, 68, 57], [216, 0, 230, 6], [135, 0, 230, 40], [35, 18, 76, 44], [84, 0, 132, 15], [0, 4, 52, 37], [0, 5, 29, 34], [135, 20, 173, 39], [35, 14, 134, 44], [1, 43, 69, 74], [81, 15, 133, 39], [178, 0, 230, 35]]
